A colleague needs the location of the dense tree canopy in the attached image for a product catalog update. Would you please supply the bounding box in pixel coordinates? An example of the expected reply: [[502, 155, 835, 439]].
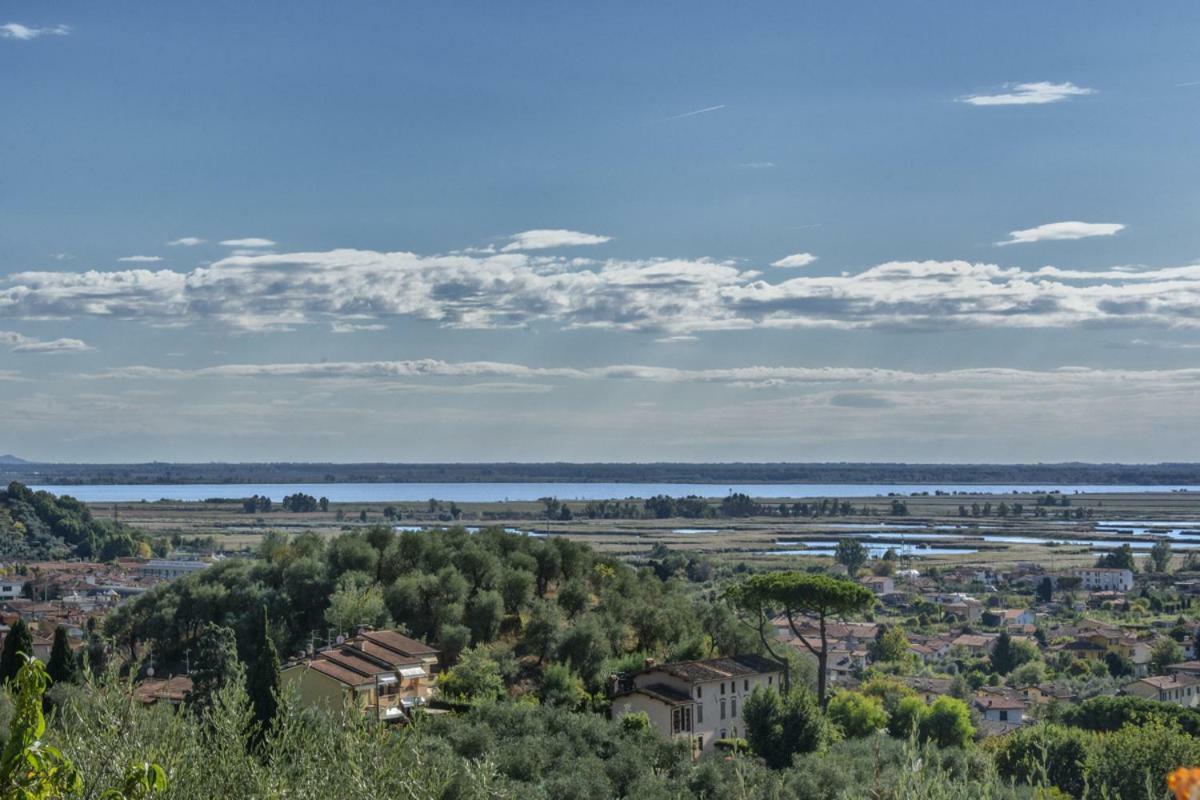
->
[[0, 482, 145, 560], [105, 526, 749, 698]]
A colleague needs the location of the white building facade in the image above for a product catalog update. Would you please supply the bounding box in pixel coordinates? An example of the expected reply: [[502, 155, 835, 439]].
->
[[611, 655, 782, 753], [1071, 568, 1134, 592]]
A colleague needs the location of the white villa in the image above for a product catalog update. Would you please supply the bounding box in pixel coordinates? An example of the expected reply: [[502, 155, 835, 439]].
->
[[1071, 568, 1134, 593], [611, 655, 782, 754]]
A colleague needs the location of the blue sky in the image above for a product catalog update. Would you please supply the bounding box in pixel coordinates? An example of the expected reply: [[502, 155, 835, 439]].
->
[[2, 2, 1199, 462]]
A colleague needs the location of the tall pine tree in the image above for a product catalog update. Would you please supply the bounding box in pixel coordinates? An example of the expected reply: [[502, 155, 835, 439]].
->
[[0, 618, 34, 685], [46, 626, 77, 685], [246, 607, 280, 743]]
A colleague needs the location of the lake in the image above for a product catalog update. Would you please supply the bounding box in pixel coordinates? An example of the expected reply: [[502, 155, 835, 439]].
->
[[26, 482, 1200, 503]]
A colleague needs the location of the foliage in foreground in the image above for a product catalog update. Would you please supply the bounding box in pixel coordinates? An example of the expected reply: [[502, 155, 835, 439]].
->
[[0, 662, 1189, 800]]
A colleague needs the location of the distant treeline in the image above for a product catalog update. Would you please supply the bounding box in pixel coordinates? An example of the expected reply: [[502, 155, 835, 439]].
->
[[4, 461, 1200, 486]]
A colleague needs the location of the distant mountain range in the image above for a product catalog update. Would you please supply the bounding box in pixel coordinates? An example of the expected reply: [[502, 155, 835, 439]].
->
[[0, 455, 29, 465], [1, 461, 1199, 486]]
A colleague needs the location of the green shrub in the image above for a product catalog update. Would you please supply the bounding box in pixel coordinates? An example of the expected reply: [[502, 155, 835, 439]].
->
[[826, 690, 887, 738]]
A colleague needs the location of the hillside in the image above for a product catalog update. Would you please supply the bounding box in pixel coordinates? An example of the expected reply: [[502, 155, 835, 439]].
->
[[0, 482, 144, 560]]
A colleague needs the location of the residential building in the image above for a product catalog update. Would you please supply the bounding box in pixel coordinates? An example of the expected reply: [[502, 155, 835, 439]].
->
[[973, 691, 1027, 724], [135, 675, 193, 707], [1071, 568, 1134, 593], [938, 595, 983, 623], [973, 692, 1027, 735], [999, 609, 1036, 628], [136, 559, 213, 581], [0, 580, 24, 600], [1167, 661, 1200, 678], [860, 576, 894, 596], [1125, 673, 1200, 707], [611, 655, 781, 753], [280, 629, 440, 721], [950, 633, 996, 656]]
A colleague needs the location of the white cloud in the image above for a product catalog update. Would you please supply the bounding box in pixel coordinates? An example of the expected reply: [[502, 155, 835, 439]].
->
[[219, 237, 276, 248], [118, 255, 164, 263], [959, 81, 1096, 106], [167, 237, 206, 247], [330, 321, 387, 334], [770, 252, 818, 269], [5, 246, 1200, 334], [0, 331, 92, 354], [1, 23, 69, 40], [996, 221, 1124, 246], [667, 104, 725, 120], [501, 229, 612, 252], [86, 358, 1200, 405], [740, 162, 776, 169]]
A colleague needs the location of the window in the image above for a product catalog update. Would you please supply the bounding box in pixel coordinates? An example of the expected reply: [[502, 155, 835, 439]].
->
[[720, 699, 726, 720], [731, 698, 738, 718], [999, 710, 1008, 722], [768, 676, 773, 686], [744, 679, 749, 692], [672, 706, 693, 734], [697, 703, 703, 724], [696, 686, 702, 699], [720, 683, 725, 695]]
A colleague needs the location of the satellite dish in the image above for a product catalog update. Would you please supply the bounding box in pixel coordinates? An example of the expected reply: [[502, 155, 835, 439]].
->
[[335, 634, 345, 644], [146, 666, 155, 678]]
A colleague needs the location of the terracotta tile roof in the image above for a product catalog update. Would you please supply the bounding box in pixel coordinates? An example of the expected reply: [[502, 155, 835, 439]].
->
[[1136, 674, 1200, 690], [361, 629, 439, 658], [975, 695, 1027, 710], [135, 675, 193, 705], [951, 634, 994, 649], [631, 683, 693, 705], [308, 659, 373, 688], [283, 628, 439, 689], [650, 654, 780, 684]]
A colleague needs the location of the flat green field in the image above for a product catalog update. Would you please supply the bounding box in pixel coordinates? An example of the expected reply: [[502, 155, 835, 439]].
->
[[99, 489, 1200, 571]]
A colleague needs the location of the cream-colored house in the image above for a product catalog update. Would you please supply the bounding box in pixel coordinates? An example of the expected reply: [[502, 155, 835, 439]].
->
[[281, 629, 439, 721], [1125, 673, 1200, 707], [1072, 568, 1134, 593], [611, 655, 781, 754]]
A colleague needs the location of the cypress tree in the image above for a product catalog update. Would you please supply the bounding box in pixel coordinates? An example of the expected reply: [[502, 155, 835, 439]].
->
[[246, 607, 280, 741], [46, 626, 77, 685], [188, 623, 241, 716], [0, 618, 34, 685]]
